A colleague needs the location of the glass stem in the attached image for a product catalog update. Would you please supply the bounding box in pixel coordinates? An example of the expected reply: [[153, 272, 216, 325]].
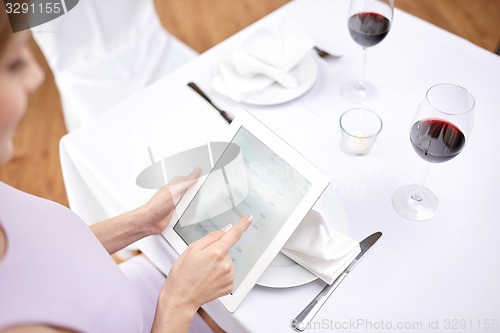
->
[[411, 163, 431, 202], [355, 48, 368, 92]]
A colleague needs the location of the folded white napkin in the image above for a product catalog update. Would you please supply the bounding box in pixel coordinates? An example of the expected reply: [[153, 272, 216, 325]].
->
[[211, 18, 314, 101], [282, 209, 361, 285]]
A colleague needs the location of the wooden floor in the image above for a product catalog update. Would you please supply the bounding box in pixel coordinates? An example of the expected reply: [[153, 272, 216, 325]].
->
[[0, 0, 498, 207]]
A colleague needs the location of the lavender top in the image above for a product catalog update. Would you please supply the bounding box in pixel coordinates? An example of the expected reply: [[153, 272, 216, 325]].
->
[[0, 182, 143, 332]]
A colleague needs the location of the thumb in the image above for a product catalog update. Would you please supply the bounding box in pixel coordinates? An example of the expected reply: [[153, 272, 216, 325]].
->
[[168, 167, 201, 204], [168, 167, 201, 187]]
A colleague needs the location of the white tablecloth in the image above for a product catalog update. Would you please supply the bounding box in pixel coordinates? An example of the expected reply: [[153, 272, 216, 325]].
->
[[60, 0, 500, 332]]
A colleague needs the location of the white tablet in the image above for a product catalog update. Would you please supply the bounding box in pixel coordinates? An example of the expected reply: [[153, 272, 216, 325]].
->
[[162, 110, 329, 312]]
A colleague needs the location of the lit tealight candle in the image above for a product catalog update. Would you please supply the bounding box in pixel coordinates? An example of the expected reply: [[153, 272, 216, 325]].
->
[[339, 108, 383, 156], [344, 130, 372, 154]]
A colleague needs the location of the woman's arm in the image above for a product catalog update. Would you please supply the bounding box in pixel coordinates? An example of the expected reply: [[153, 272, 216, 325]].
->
[[151, 215, 253, 333], [89, 207, 149, 255], [90, 168, 200, 254]]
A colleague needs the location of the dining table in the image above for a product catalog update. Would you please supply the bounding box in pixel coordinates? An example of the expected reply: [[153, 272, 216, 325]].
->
[[59, 0, 500, 331]]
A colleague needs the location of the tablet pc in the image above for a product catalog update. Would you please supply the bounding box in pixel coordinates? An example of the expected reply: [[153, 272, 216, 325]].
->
[[162, 110, 329, 312]]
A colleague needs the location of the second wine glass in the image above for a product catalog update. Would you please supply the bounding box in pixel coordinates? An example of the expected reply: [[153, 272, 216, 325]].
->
[[392, 83, 475, 221], [340, 0, 394, 104]]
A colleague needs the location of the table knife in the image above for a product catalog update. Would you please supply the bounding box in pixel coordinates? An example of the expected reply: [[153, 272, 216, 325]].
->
[[187, 82, 233, 124], [291, 231, 383, 332]]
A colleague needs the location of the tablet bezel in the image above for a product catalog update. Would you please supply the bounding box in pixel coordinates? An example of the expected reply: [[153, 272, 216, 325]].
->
[[162, 110, 329, 312]]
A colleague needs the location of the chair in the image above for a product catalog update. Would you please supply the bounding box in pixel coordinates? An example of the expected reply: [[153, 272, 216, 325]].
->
[[32, 0, 197, 132]]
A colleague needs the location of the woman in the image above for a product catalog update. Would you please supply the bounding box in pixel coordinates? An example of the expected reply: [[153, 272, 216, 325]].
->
[[0, 12, 252, 333]]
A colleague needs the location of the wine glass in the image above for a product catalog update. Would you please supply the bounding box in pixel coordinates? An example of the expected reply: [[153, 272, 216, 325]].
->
[[340, 0, 394, 104], [392, 83, 475, 221]]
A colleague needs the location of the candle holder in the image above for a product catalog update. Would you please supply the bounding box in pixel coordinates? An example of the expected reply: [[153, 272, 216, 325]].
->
[[339, 108, 382, 155]]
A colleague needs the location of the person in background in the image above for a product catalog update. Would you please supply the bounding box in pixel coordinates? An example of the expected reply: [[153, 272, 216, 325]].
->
[[0, 10, 252, 333]]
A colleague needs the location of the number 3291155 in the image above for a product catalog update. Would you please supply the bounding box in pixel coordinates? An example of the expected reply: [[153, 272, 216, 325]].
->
[[5, 2, 62, 14]]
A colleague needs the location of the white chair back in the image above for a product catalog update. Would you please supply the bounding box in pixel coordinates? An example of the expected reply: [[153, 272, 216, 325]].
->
[[33, 0, 197, 131]]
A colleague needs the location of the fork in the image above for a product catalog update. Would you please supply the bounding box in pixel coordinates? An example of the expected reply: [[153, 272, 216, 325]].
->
[[314, 46, 342, 60]]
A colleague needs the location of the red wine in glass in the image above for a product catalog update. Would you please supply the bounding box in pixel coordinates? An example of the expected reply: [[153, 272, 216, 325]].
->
[[348, 12, 391, 48], [410, 119, 466, 163], [392, 83, 475, 221], [340, 0, 394, 104]]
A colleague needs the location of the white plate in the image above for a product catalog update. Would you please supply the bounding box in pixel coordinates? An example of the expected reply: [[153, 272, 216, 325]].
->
[[241, 53, 318, 105], [212, 52, 318, 106], [256, 190, 349, 288]]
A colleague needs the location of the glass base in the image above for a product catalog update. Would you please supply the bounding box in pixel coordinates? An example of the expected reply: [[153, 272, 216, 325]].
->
[[392, 185, 439, 221], [340, 80, 377, 104]]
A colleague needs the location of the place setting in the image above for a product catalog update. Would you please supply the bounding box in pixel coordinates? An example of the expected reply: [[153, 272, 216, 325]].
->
[[210, 17, 322, 106]]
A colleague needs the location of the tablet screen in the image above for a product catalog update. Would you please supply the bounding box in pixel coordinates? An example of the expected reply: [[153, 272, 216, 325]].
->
[[173, 126, 312, 290]]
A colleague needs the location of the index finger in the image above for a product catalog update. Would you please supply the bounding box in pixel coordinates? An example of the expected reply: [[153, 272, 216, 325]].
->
[[211, 215, 253, 252]]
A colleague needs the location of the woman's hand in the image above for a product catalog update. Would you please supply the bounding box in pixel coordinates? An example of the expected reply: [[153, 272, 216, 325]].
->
[[139, 167, 201, 235], [90, 168, 201, 254], [152, 215, 253, 333]]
